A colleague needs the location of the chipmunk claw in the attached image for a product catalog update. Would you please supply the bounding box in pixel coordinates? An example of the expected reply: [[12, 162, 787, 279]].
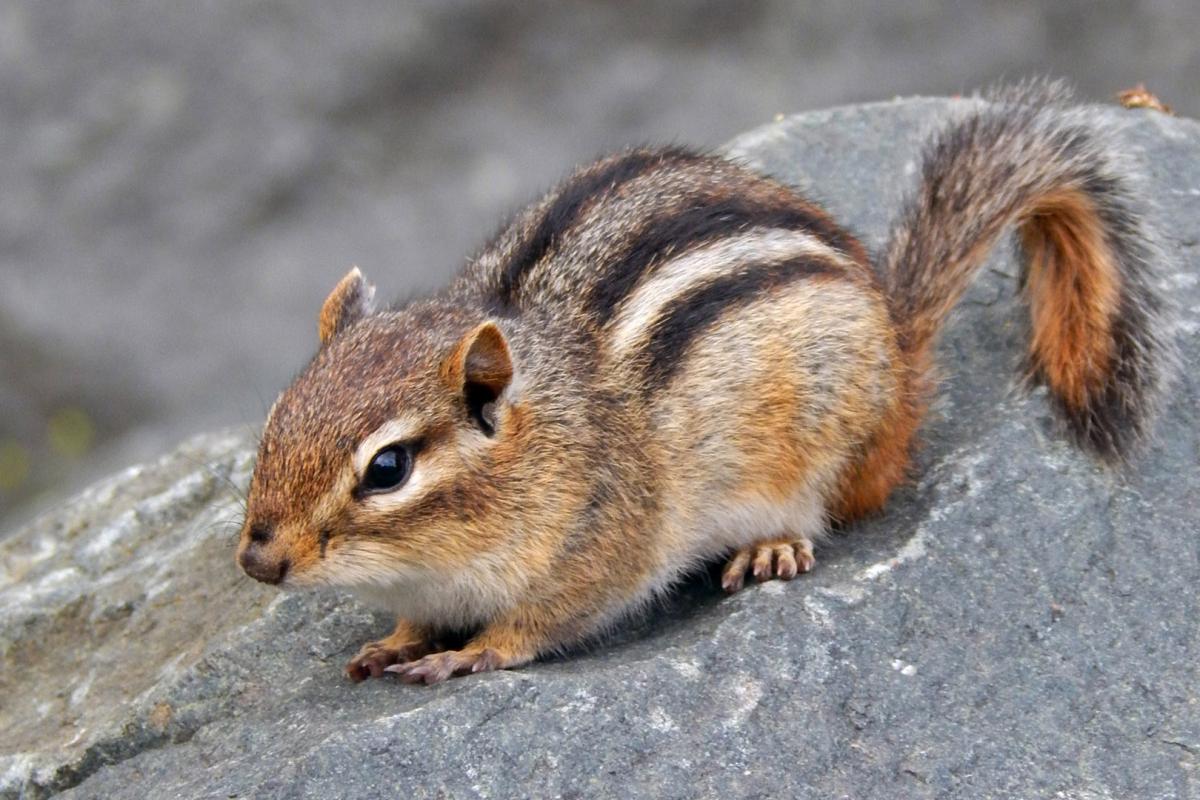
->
[[722, 537, 815, 593], [385, 648, 507, 685], [346, 639, 432, 682]]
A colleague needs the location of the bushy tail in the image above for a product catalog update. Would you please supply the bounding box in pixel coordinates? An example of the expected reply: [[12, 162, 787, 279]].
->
[[883, 80, 1175, 458]]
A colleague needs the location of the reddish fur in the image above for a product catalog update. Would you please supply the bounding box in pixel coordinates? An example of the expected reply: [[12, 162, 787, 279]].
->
[[736, 342, 809, 501], [1020, 189, 1121, 410], [829, 362, 924, 522], [833, 187, 1125, 521]]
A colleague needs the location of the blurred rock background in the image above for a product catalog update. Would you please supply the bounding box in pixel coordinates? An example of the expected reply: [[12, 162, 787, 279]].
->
[[0, 0, 1196, 534]]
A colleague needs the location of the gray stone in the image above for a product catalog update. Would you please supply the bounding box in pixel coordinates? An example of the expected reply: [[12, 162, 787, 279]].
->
[[2, 98, 1198, 799]]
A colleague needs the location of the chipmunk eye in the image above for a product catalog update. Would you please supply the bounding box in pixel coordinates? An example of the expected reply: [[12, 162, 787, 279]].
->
[[361, 444, 412, 493]]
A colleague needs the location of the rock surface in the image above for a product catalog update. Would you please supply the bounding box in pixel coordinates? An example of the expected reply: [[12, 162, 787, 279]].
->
[[2, 99, 1198, 799]]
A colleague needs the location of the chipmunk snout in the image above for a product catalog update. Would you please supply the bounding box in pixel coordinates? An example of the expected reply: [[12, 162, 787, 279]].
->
[[240, 545, 289, 585], [238, 523, 290, 585]]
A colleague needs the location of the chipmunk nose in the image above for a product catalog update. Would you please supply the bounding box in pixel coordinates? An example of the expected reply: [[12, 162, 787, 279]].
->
[[238, 524, 289, 585], [239, 545, 290, 585]]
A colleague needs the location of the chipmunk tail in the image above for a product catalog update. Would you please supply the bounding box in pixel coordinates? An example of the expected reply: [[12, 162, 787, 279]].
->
[[883, 79, 1176, 459]]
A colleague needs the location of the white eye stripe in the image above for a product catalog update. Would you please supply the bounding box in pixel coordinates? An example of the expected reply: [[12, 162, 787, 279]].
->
[[356, 444, 461, 512], [360, 460, 431, 509], [353, 417, 424, 478]]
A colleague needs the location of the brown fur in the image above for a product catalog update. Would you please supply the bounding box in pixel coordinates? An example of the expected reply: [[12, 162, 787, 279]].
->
[[318, 267, 375, 345], [829, 375, 923, 523], [1021, 188, 1121, 411], [736, 341, 809, 502], [885, 81, 1172, 457]]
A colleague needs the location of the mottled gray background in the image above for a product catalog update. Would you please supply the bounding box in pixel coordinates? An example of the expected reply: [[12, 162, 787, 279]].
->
[[1, 0, 1196, 532]]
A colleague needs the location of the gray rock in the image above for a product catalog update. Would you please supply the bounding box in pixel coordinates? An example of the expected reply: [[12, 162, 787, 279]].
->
[[2, 98, 1198, 799]]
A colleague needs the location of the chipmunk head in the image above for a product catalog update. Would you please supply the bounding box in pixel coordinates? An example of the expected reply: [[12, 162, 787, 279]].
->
[[237, 267, 525, 591]]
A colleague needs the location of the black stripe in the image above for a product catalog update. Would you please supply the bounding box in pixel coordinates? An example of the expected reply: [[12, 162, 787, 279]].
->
[[639, 255, 842, 390], [587, 194, 854, 323], [496, 147, 698, 303]]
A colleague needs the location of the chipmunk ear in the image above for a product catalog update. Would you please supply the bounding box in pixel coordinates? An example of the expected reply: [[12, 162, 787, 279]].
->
[[318, 267, 376, 345], [445, 322, 514, 434], [450, 321, 513, 394]]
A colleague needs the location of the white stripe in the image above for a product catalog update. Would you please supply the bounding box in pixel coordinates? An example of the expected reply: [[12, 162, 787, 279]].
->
[[352, 416, 424, 478], [605, 228, 849, 357]]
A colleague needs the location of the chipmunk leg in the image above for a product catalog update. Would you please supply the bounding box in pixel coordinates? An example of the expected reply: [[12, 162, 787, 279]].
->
[[385, 618, 541, 685], [721, 536, 815, 593], [346, 618, 436, 682]]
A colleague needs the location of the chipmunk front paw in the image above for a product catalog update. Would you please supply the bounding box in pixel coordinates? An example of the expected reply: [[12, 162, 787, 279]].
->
[[721, 537, 815, 592], [385, 647, 526, 685], [347, 639, 434, 681], [346, 624, 435, 682]]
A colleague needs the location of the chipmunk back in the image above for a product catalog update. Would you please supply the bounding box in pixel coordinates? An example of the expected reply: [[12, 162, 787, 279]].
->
[[237, 81, 1174, 684]]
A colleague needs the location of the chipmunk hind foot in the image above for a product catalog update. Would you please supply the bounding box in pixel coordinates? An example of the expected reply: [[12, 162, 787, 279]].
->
[[721, 536, 815, 593]]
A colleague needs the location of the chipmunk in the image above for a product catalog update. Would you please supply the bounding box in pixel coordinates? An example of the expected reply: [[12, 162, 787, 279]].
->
[[237, 81, 1174, 685]]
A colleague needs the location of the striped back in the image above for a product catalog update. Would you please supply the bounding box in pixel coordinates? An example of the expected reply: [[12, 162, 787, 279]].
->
[[463, 147, 874, 387]]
